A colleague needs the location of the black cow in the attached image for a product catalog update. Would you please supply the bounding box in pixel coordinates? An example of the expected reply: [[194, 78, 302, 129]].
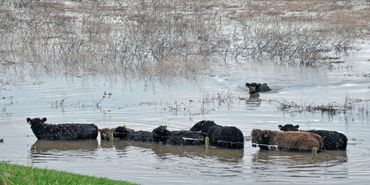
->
[[190, 120, 244, 149], [99, 126, 153, 142], [278, 124, 300, 131], [27, 117, 98, 140], [152, 125, 205, 145], [245, 83, 271, 94], [113, 126, 153, 142], [278, 124, 348, 150]]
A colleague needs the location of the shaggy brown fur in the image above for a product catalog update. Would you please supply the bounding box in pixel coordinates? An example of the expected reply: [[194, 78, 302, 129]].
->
[[99, 128, 115, 141], [278, 124, 348, 150], [251, 129, 323, 152]]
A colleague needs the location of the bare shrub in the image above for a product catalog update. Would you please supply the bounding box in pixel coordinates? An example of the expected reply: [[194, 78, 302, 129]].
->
[[276, 100, 353, 115], [0, 0, 369, 77]]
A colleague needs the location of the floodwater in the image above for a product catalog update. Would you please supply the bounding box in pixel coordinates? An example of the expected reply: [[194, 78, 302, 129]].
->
[[1, 40, 370, 184], [1, 0, 370, 184]]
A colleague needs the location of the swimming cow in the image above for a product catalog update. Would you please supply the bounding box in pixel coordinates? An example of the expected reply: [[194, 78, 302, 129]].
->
[[152, 125, 205, 145], [27, 117, 98, 140], [190, 120, 244, 149], [100, 126, 153, 142], [245, 83, 271, 94], [278, 124, 300, 132], [278, 124, 348, 150], [251, 129, 323, 152], [100, 125, 204, 145]]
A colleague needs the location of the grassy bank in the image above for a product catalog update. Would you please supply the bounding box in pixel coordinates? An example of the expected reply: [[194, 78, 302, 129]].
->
[[0, 162, 136, 185]]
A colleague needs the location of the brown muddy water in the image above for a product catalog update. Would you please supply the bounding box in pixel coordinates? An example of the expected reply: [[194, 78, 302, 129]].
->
[[1, 41, 370, 184], [1, 0, 370, 184]]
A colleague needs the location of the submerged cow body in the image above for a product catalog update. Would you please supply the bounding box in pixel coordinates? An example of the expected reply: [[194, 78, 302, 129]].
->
[[152, 125, 205, 145], [251, 129, 323, 152], [27, 117, 98, 140], [278, 124, 348, 150], [100, 126, 153, 142], [100, 125, 205, 146], [190, 120, 244, 149], [245, 83, 271, 94]]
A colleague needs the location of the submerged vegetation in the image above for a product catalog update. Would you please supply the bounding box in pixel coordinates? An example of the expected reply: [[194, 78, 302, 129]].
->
[[0, 162, 136, 185], [0, 0, 369, 77], [276, 100, 352, 115]]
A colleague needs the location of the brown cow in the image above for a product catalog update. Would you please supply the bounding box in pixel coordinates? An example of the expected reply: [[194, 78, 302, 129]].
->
[[251, 129, 323, 152]]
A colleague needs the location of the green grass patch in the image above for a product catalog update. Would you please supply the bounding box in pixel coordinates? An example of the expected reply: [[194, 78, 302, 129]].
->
[[0, 162, 137, 185]]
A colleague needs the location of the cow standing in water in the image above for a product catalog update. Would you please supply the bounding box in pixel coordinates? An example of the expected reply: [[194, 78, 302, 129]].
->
[[27, 117, 98, 140], [251, 129, 323, 152], [278, 124, 348, 150], [190, 120, 244, 149]]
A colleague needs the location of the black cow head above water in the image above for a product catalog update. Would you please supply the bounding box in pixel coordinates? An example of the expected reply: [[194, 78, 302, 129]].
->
[[245, 83, 259, 94], [113, 126, 135, 139], [278, 124, 299, 131], [152, 125, 171, 143], [245, 83, 271, 94], [114, 126, 133, 134], [27, 117, 47, 126]]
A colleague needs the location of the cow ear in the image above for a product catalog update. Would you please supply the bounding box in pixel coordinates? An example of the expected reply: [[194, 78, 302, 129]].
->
[[295, 125, 299, 129], [278, 125, 283, 130], [42, 117, 47, 122], [26, 118, 31, 123]]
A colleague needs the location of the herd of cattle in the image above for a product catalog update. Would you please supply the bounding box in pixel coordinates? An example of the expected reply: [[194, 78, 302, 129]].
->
[[25, 83, 348, 152], [26, 118, 347, 152]]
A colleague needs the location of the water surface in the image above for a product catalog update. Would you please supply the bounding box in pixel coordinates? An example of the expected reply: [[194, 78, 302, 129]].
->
[[1, 42, 370, 184]]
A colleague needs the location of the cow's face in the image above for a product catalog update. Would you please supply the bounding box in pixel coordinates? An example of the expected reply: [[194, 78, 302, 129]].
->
[[251, 129, 269, 145], [278, 124, 299, 131], [27, 117, 47, 126], [246, 83, 261, 94], [152, 125, 171, 142]]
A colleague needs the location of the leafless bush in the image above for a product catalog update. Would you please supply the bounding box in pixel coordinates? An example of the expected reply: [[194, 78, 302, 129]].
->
[[200, 91, 235, 114], [0, 0, 369, 77], [276, 100, 353, 115]]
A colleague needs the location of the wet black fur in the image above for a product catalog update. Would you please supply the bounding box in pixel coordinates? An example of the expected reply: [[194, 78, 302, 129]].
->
[[190, 120, 244, 149], [152, 125, 205, 145], [27, 117, 98, 140], [113, 126, 153, 142], [278, 124, 299, 131], [278, 124, 348, 150], [245, 83, 271, 94]]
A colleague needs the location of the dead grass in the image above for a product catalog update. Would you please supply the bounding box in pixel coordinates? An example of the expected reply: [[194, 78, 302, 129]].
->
[[276, 100, 353, 115], [328, 9, 370, 32], [0, 0, 369, 77]]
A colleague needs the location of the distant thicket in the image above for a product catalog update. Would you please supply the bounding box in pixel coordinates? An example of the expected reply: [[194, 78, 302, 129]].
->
[[0, 0, 369, 77]]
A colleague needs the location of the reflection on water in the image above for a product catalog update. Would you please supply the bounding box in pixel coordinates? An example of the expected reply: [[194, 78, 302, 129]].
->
[[253, 150, 348, 167], [1, 37, 370, 185], [108, 140, 244, 162], [246, 93, 262, 105], [31, 140, 99, 152], [252, 150, 349, 183], [30, 140, 99, 163]]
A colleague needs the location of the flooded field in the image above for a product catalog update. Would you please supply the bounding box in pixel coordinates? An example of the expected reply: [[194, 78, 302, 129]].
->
[[1, 0, 370, 184]]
